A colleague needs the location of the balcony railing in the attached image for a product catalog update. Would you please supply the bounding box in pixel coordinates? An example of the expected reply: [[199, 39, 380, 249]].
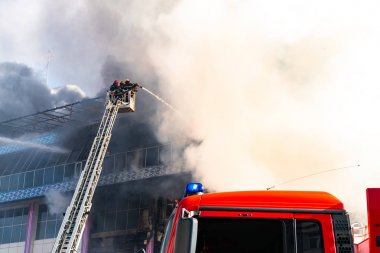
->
[[0, 144, 173, 193]]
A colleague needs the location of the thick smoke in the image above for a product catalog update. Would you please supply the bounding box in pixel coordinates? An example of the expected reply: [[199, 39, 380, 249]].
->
[[0, 0, 171, 96], [0, 62, 85, 121], [2, 0, 380, 225], [145, 0, 380, 224]]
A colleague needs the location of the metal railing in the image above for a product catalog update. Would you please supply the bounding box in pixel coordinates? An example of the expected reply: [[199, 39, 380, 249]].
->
[[351, 222, 369, 244], [0, 144, 173, 193]]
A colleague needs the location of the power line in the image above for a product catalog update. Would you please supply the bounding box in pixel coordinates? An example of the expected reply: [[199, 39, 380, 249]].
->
[[266, 164, 360, 190]]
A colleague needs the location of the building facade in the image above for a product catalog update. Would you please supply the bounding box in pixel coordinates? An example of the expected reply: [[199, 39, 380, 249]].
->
[[0, 99, 191, 253]]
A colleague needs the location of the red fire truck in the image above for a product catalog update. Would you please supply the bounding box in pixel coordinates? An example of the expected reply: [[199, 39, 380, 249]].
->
[[159, 183, 380, 253]]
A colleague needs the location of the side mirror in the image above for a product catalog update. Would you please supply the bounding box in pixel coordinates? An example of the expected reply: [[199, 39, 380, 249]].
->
[[174, 218, 198, 253]]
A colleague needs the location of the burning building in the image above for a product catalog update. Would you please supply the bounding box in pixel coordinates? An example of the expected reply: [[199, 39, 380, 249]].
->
[[0, 96, 191, 253]]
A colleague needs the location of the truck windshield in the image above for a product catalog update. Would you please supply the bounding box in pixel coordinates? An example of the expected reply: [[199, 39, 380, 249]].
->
[[195, 218, 288, 253], [193, 218, 324, 253]]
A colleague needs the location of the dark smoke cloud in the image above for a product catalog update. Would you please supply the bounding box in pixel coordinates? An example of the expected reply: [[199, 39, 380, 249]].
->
[[96, 56, 166, 153], [99, 55, 153, 90], [32, 0, 175, 96], [0, 62, 85, 121], [100, 56, 127, 87], [19, 0, 177, 159]]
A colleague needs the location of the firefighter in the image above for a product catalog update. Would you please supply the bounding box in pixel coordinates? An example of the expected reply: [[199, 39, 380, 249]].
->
[[109, 80, 119, 92], [122, 78, 142, 92], [119, 79, 126, 90], [117, 80, 127, 102], [120, 79, 132, 103], [123, 79, 133, 91], [109, 80, 119, 103], [109, 80, 119, 100], [116, 84, 124, 101]]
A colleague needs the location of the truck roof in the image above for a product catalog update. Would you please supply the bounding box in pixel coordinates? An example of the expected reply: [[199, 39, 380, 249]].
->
[[181, 190, 345, 213]]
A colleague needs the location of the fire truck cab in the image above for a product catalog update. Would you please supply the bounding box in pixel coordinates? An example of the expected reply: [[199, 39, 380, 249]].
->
[[160, 183, 354, 253]]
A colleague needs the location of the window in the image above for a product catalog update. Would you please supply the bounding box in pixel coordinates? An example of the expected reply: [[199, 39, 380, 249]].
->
[[25, 151, 43, 171], [56, 153, 70, 165], [104, 212, 116, 231], [129, 194, 140, 209], [195, 218, 285, 253], [103, 156, 115, 174], [11, 225, 21, 243], [115, 211, 127, 230], [36, 205, 63, 240], [3, 210, 13, 226], [34, 169, 44, 186], [0, 207, 28, 244], [37, 152, 52, 168], [63, 164, 75, 181], [43, 168, 54, 185], [17, 173, 25, 189], [54, 165, 64, 183], [91, 186, 151, 234], [296, 220, 324, 253], [115, 153, 127, 172], [2, 226, 11, 244], [24, 171, 34, 188], [159, 145, 172, 165], [46, 153, 60, 167], [163, 217, 325, 253], [0, 176, 9, 192], [146, 147, 159, 167], [9, 174, 19, 191], [127, 210, 139, 229], [127, 150, 144, 170]]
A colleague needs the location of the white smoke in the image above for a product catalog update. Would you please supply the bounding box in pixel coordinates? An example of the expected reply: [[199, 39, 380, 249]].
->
[[145, 0, 380, 224], [51, 84, 86, 106], [45, 189, 72, 215]]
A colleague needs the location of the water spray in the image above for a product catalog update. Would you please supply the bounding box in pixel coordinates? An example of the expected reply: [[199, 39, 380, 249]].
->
[[266, 164, 360, 190], [0, 136, 68, 153], [140, 86, 185, 120]]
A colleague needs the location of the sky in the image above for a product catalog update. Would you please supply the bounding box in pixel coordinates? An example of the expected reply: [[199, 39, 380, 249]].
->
[[2, 0, 380, 224]]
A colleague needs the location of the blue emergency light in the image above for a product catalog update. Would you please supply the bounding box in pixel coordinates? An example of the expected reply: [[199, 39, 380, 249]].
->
[[184, 182, 204, 197]]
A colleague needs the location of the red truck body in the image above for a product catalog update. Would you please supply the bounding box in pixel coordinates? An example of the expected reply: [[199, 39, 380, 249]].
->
[[160, 189, 354, 253], [365, 188, 380, 253]]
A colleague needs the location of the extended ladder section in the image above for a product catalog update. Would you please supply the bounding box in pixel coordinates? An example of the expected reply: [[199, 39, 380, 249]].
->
[[52, 90, 137, 253]]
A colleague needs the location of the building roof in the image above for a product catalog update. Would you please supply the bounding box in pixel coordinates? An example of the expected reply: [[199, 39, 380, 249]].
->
[[180, 190, 344, 213], [0, 96, 104, 136]]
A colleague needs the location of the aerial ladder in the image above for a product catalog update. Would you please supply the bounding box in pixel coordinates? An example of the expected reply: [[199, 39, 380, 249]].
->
[[51, 85, 141, 253]]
